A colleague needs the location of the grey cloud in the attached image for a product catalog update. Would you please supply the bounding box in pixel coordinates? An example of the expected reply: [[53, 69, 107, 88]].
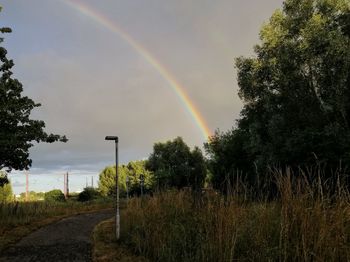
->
[[3, 0, 284, 178]]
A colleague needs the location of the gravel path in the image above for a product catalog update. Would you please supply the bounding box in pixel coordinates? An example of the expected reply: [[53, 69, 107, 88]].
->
[[0, 209, 114, 262]]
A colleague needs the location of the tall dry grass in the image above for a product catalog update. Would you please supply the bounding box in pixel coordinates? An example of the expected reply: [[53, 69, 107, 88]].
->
[[121, 169, 350, 261]]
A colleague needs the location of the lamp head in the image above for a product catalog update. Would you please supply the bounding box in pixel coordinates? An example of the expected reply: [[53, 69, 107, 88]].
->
[[105, 136, 118, 142]]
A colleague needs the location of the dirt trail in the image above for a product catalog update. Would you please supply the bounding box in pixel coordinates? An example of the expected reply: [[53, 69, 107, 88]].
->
[[0, 209, 114, 262]]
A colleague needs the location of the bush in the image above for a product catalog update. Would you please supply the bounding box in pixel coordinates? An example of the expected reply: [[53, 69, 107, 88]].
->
[[0, 183, 13, 203], [44, 189, 65, 202], [78, 187, 100, 202]]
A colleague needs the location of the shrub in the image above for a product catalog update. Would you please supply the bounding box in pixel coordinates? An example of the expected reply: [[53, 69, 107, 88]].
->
[[78, 187, 100, 202], [0, 183, 13, 203], [44, 189, 65, 202]]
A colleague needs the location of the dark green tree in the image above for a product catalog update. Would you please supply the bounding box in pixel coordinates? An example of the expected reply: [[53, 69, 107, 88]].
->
[[78, 187, 100, 202], [147, 137, 206, 190], [205, 129, 255, 190], [188, 146, 207, 191], [206, 0, 350, 190], [0, 9, 67, 171], [236, 0, 350, 168], [44, 189, 65, 202]]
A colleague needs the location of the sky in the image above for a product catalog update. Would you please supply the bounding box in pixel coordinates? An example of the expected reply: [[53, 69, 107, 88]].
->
[[1, 0, 284, 194]]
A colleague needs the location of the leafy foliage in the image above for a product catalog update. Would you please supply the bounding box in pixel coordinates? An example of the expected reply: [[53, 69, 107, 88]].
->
[[206, 0, 350, 190], [126, 160, 154, 196], [0, 10, 67, 171], [78, 187, 100, 202], [44, 189, 65, 202], [99, 160, 153, 197], [147, 137, 207, 190], [0, 183, 13, 203]]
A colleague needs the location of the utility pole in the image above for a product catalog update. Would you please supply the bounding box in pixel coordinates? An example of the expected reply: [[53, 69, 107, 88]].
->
[[86, 177, 88, 188], [66, 172, 69, 197], [63, 173, 67, 198], [91, 176, 94, 188], [105, 136, 120, 240]]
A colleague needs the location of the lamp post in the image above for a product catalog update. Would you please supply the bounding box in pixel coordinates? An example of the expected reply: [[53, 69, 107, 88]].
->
[[105, 136, 120, 240]]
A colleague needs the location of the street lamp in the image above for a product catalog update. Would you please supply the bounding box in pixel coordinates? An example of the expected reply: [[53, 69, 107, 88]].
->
[[105, 136, 120, 240]]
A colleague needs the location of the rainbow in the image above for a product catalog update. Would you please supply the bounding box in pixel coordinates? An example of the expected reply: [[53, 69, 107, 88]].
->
[[62, 0, 211, 140]]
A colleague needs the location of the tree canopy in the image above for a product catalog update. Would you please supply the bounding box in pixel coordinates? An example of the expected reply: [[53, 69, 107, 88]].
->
[[0, 9, 67, 171], [99, 160, 154, 197], [206, 0, 350, 190], [147, 137, 207, 190]]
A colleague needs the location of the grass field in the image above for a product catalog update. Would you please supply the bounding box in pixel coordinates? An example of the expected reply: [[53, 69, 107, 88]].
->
[[99, 172, 350, 261]]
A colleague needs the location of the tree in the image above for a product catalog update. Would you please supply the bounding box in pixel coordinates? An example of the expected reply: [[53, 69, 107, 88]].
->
[[126, 160, 154, 196], [205, 129, 255, 190], [206, 0, 350, 190], [99, 166, 115, 196], [237, 0, 350, 169], [98, 160, 154, 197], [188, 146, 207, 191], [78, 187, 100, 202], [0, 8, 67, 171], [147, 137, 207, 190], [44, 189, 65, 202]]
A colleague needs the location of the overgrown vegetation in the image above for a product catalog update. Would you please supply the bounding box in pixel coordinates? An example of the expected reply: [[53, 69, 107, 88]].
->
[[120, 169, 350, 261]]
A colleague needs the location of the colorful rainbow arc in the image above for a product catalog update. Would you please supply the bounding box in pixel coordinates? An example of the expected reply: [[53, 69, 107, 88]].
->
[[63, 0, 211, 140]]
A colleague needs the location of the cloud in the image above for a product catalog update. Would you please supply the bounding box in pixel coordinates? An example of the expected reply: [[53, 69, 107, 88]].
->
[[11, 180, 26, 187], [3, 0, 284, 180]]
